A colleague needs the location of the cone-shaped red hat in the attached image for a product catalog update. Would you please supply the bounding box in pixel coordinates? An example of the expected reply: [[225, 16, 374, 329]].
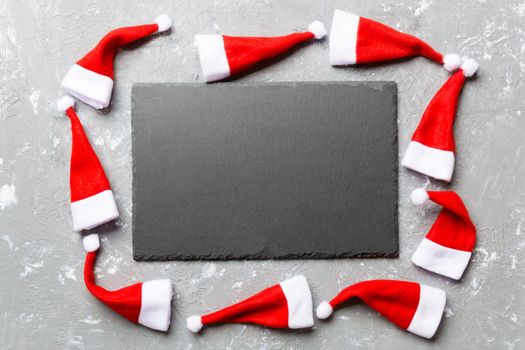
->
[[57, 97, 118, 231], [186, 275, 313, 332], [194, 21, 326, 82], [329, 10, 462, 71], [410, 189, 476, 280], [316, 279, 446, 339], [402, 59, 479, 181], [61, 15, 172, 109], [83, 234, 172, 331]]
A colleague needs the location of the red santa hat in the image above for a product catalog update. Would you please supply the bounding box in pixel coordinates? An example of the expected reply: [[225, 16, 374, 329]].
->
[[316, 279, 446, 339], [83, 234, 173, 331], [61, 15, 172, 109], [194, 21, 327, 82], [402, 59, 479, 182], [410, 188, 476, 280], [57, 97, 119, 231], [186, 275, 313, 333], [329, 9, 462, 71]]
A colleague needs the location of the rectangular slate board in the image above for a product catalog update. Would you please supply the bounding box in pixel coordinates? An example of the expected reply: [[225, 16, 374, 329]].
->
[[132, 82, 398, 260]]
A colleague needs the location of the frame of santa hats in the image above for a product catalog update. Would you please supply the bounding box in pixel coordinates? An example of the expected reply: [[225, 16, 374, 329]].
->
[[56, 8, 478, 339]]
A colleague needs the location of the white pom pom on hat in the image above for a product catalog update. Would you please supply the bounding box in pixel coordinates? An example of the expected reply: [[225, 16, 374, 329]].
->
[[308, 21, 327, 39], [442, 53, 462, 72], [316, 301, 333, 319], [186, 315, 203, 333], [461, 58, 479, 77], [411, 188, 429, 205], [155, 15, 172, 32], [57, 96, 75, 112], [83, 234, 100, 252]]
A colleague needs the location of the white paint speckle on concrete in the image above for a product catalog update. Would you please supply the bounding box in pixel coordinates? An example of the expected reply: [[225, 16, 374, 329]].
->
[[109, 135, 124, 150], [2, 235, 17, 251], [81, 316, 101, 325], [19, 260, 44, 278], [414, 0, 433, 16], [231, 281, 243, 289], [28, 89, 40, 115], [58, 265, 77, 283], [0, 184, 17, 209]]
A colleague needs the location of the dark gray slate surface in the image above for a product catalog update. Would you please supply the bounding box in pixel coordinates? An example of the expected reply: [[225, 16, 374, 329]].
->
[[132, 82, 398, 260]]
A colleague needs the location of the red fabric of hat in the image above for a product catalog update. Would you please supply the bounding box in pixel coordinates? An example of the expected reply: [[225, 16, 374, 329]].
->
[[57, 97, 118, 231], [402, 59, 479, 181], [316, 279, 446, 339], [61, 15, 172, 109], [186, 275, 313, 333], [83, 234, 172, 331], [329, 9, 461, 71], [194, 21, 326, 82], [410, 188, 476, 280]]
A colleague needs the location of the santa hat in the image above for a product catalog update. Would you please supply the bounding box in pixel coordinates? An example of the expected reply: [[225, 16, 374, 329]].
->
[[83, 234, 173, 331], [194, 21, 327, 82], [401, 59, 479, 182], [316, 279, 446, 339], [61, 15, 172, 109], [410, 188, 476, 280], [57, 97, 119, 231], [186, 275, 313, 333], [329, 9, 462, 71]]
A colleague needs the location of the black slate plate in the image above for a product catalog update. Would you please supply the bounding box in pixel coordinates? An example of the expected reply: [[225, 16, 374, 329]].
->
[[132, 82, 398, 260]]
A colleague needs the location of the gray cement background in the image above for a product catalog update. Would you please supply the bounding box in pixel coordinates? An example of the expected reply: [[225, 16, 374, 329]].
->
[[0, 0, 523, 349]]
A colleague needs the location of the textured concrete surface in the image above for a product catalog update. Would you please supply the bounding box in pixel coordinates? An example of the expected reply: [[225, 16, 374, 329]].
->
[[0, 0, 523, 349]]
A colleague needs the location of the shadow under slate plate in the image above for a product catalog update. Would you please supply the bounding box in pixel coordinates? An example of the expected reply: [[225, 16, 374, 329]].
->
[[131, 82, 398, 260]]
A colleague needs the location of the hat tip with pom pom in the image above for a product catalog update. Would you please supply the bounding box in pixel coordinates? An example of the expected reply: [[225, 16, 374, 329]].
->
[[83, 234, 100, 252], [442, 53, 462, 72], [155, 14, 172, 32], [308, 21, 327, 40], [411, 188, 429, 205], [57, 96, 75, 112], [461, 58, 479, 77], [186, 315, 203, 333], [316, 301, 333, 319]]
